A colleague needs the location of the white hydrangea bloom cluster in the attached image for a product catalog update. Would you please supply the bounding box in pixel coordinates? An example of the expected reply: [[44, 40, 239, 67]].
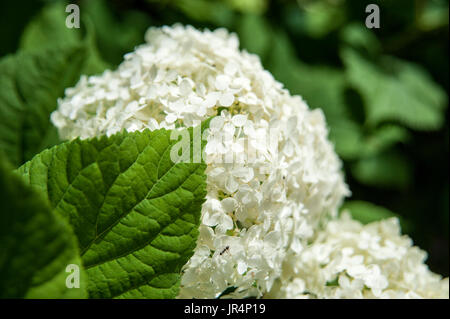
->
[[51, 25, 448, 299], [267, 213, 449, 299]]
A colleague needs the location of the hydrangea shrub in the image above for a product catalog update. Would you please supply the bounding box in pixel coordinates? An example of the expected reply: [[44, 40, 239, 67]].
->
[[50, 25, 448, 299]]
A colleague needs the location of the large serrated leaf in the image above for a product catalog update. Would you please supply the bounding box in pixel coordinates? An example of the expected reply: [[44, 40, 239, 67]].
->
[[0, 45, 87, 167], [17, 123, 209, 298], [0, 154, 86, 299]]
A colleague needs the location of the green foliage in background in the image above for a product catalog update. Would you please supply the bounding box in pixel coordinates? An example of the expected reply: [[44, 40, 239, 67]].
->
[[0, 0, 447, 280], [0, 46, 87, 167]]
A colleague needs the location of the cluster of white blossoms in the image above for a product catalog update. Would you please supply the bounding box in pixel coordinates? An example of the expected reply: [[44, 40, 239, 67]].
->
[[267, 213, 448, 299], [51, 24, 448, 299]]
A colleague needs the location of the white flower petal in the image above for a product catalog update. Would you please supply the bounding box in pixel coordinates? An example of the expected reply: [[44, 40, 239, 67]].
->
[[219, 93, 234, 107]]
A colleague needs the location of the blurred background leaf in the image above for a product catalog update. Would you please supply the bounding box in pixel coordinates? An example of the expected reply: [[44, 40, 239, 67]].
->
[[80, 0, 151, 66], [341, 200, 411, 232], [20, 1, 110, 75], [351, 150, 413, 190], [342, 47, 447, 131], [0, 45, 88, 166]]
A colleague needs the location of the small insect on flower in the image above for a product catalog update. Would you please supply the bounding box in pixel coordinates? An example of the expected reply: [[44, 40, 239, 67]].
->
[[220, 246, 230, 256]]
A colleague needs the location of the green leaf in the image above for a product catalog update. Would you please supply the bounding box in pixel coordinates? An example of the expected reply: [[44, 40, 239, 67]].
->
[[267, 31, 372, 161], [351, 151, 412, 190], [328, 121, 409, 160], [300, 1, 346, 38], [0, 154, 86, 299], [342, 48, 447, 131], [225, 0, 268, 14], [340, 23, 381, 55], [328, 118, 365, 160], [299, 1, 346, 38], [418, 0, 449, 31], [341, 200, 397, 224], [268, 31, 348, 122], [364, 125, 410, 156], [20, 1, 80, 50], [17, 123, 209, 298], [237, 14, 272, 60], [81, 0, 150, 66], [20, 1, 110, 75], [0, 45, 87, 167], [341, 200, 411, 232], [169, 0, 235, 28]]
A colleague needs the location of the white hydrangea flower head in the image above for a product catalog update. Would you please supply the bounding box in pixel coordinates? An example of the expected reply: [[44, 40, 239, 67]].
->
[[51, 24, 447, 299], [267, 213, 449, 299]]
